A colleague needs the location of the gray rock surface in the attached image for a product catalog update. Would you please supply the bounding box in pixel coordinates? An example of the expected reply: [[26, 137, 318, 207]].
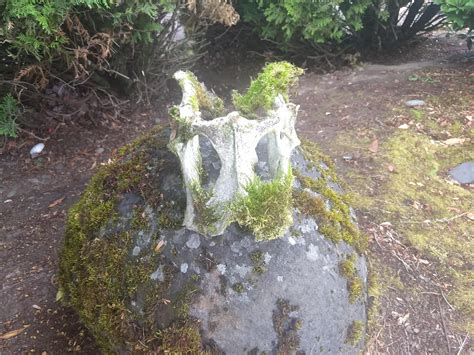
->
[[449, 162, 474, 184], [62, 128, 367, 353], [124, 146, 366, 353]]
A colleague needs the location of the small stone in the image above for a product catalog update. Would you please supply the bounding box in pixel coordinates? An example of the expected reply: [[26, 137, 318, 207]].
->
[[180, 263, 188, 273], [217, 264, 226, 275], [449, 162, 474, 184], [30, 143, 45, 159], [186, 233, 201, 249], [405, 99, 425, 107], [150, 266, 165, 282], [95, 147, 105, 155]]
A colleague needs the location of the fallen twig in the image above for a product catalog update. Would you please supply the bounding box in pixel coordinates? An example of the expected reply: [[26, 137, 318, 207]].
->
[[19, 128, 49, 141], [437, 296, 451, 354], [456, 334, 469, 355], [440, 289, 455, 311]]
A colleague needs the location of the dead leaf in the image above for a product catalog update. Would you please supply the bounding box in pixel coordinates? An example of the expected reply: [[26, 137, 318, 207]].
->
[[368, 139, 379, 153], [154, 240, 165, 253], [443, 137, 466, 146], [56, 289, 64, 301], [48, 197, 65, 208], [0, 325, 30, 340]]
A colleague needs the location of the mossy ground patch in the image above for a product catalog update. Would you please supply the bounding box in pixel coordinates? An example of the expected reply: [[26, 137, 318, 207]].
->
[[327, 74, 474, 335]]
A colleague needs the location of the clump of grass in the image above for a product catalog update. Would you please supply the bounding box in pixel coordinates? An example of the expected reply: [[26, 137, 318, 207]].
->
[[232, 171, 294, 241], [345, 320, 364, 346], [232, 62, 303, 117]]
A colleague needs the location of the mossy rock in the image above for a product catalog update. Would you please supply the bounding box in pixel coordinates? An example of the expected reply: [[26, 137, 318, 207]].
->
[[59, 126, 368, 353]]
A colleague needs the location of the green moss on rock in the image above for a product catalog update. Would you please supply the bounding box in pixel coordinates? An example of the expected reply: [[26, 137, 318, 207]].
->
[[188, 72, 224, 117], [232, 282, 245, 293], [190, 182, 221, 235], [232, 62, 304, 117], [232, 171, 294, 241], [158, 320, 202, 353], [58, 126, 196, 353], [272, 299, 302, 354], [295, 139, 367, 252], [338, 253, 363, 304], [345, 320, 364, 346]]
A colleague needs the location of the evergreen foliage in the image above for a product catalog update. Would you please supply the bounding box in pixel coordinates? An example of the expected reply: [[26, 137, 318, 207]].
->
[[236, 0, 472, 51], [0, 94, 20, 138]]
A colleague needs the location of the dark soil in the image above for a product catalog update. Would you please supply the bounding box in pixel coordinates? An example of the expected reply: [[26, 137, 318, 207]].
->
[[1, 32, 472, 353]]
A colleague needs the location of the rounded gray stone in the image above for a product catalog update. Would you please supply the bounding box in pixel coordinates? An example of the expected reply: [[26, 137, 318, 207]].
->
[[405, 99, 426, 107], [63, 129, 367, 353], [449, 162, 474, 184]]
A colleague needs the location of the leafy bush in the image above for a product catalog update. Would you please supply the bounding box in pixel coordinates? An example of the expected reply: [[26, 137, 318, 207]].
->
[[0, 94, 21, 138], [0, 0, 239, 134], [436, 0, 474, 30], [236, 0, 454, 52], [1, 0, 239, 83], [237, 0, 371, 46], [1, 0, 178, 85], [435, 0, 474, 48]]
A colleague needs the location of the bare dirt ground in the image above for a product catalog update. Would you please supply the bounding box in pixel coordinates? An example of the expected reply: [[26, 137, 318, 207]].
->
[[1, 32, 472, 353]]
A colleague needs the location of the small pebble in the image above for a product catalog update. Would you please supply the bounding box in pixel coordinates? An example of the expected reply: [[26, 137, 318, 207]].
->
[[186, 234, 201, 249], [30, 143, 45, 159], [405, 99, 425, 107]]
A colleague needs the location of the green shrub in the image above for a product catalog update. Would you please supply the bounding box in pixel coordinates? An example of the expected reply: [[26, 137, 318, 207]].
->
[[436, 0, 474, 30], [237, 0, 371, 46], [0, 0, 239, 118], [435, 0, 474, 48], [2, 0, 106, 61], [236, 0, 472, 51], [0, 94, 21, 138]]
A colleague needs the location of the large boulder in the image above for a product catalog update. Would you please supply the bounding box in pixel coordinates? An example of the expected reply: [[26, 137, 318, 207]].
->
[[59, 126, 368, 354]]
